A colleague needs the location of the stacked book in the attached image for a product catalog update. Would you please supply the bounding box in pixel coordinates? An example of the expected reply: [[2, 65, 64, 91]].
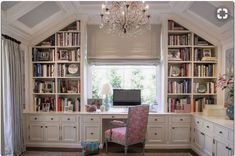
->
[[57, 49, 80, 61], [57, 32, 80, 46], [34, 81, 55, 93], [34, 97, 56, 112], [168, 34, 191, 45], [168, 97, 191, 113], [32, 49, 55, 61], [168, 20, 186, 30], [168, 80, 191, 93], [57, 97, 80, 112], [33, 64, 54, 77], [194, 64, 216, 77], [193, 82, 216, 94]]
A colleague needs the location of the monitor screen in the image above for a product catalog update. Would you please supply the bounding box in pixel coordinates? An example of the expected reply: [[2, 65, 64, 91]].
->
[[113, 89, 141, 106]]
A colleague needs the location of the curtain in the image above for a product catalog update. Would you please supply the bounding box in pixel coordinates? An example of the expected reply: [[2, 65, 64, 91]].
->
[[1, 36, 25, 156]]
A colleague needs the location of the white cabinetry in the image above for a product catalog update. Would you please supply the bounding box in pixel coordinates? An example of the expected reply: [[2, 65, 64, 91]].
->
[[168, 116, 191, 145], [192, 117, 233, 156], [81, 116, 101, 142], [27, 115, 79, 146], [147, 116, 166, 144]]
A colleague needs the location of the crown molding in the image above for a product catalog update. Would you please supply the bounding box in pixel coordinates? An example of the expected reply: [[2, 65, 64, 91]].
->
[[1, 19, 30, 45]]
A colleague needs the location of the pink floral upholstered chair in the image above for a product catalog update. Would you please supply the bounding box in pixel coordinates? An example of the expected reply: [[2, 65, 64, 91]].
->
[[104, 105, 149, 155]]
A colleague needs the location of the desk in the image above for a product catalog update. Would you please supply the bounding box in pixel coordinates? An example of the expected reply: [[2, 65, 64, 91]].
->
[[101, 114, 128, 143]]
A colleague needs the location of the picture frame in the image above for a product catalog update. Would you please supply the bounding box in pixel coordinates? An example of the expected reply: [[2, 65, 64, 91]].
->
[[87, 99, 102, 109], [203, 49, 211, 57], [59, 50, 69, 60], [168, 49, 181, 61], [38, 51, 50, 61]]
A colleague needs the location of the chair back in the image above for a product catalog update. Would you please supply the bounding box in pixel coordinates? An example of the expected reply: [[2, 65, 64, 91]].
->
[[125, 105, 149, 145]]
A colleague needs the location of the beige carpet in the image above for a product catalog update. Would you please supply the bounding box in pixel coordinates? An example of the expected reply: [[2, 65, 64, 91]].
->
[[22, 151, 193, 156]]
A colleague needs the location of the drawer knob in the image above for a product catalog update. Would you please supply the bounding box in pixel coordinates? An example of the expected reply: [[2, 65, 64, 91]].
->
[[67, 118, 70, 120], [34, 117, 37, 120], [154, 133, 157, 135], [172, 127, 175, 129], [112, 116, 114, 118], [201, 132, 205, 136], [91, 118, 94, 121], [74, 126, 76, 128], [45, 126, 47, 128], [219, 131, 223, 134], [51, 118, 53, 120], [197, 121, 199, 124], [154, 119, 158, 121], [180, 119, 183, 121], [207, 126, 209, 128], [91, 132, 94, 135], [41, 126, 43, 128]]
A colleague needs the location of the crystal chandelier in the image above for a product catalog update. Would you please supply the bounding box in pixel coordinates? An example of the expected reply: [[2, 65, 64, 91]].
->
[[100, 1, 151, 36]]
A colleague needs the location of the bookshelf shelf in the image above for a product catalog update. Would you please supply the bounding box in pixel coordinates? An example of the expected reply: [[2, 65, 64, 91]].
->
[[32, 20, 82, 113], [167, 20, 217, 113]]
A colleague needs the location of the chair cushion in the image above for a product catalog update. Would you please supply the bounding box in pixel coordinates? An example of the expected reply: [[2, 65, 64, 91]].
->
[[105, 127, 126, 145]]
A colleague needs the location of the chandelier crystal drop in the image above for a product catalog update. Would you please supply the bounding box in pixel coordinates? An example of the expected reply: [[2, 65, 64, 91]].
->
[[100, 1, 151, 36]]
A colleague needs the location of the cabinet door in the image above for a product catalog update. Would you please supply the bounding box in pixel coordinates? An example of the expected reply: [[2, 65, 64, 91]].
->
[[83, 125, 100, 142], [29, 123, 44, 142], [194, 128, 205, 150], [61, 123, 77, 143], [147, 124, 166, 144], [203, 134, 213, 156], [44, 122, 60, 142], [214, 139, 230, 156], [169, 124, 190, 144]]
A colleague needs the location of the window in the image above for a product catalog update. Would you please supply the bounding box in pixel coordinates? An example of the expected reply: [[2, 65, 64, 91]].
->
[[91, 65, 159, 105]]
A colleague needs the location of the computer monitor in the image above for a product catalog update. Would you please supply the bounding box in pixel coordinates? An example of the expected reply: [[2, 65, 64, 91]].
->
[[113, 89, 141, 106]]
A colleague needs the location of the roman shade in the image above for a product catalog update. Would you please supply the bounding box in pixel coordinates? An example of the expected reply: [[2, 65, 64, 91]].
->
[[87, 24, 161, 65]]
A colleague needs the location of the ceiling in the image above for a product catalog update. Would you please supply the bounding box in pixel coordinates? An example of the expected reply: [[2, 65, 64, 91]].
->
[[1, 1, 234, 46]]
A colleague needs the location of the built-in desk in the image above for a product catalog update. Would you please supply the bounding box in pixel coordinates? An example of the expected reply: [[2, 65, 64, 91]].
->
[[24, 112, 233, 156]]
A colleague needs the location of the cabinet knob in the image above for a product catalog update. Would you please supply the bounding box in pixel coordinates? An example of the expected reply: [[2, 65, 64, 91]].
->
[[172, 127, 175, 129], [34, 117, 37, 120], [67, 118, 70, 120], [45, 126, 47, 128], [197, 121, 199, 124], [91, 118, 93, 121], [180, 119, 183, 121], [91, 132, 94, 135], [154, 119, 158, 121], [206, 126, 209, 128], [41, 126, 43, 128], [154, 133, 157, 135], [112, 116, 114, 118], [74, 126, 76, 128], [219, 131, 223, 134], [201, 132, 205, 136], [51, 118, 53, 120]]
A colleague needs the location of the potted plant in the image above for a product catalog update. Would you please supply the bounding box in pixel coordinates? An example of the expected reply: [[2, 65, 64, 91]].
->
[[217, 74, 234, 120]]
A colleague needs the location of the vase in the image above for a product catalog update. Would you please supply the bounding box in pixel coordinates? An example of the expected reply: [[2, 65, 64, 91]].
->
[[226, 105, 234, 120]]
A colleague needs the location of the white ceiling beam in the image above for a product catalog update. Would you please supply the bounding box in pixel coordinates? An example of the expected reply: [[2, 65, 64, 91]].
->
[[56, 1, 77, 14], [169, 1, 194, 13], [6, 1, 44, 24]]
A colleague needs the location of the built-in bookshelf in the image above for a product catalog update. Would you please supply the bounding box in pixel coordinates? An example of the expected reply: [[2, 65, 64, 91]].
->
[[32, 21, 81, 112], [167, 20, 217, 113]]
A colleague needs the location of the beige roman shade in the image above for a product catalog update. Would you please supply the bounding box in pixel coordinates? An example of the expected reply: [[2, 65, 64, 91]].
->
[[87, 24, 161, 65]]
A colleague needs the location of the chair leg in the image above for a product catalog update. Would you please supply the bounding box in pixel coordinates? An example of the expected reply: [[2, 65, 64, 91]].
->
[[124, 146, 128, 155], [105, 139, 108, 153], [142, 140, 146, 155]]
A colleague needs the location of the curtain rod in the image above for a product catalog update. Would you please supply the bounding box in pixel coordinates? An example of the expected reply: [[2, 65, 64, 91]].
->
[[2, 34, 21, 44]]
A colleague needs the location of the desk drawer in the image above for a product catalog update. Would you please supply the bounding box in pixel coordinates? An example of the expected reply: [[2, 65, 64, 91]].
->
[[171, 116, 191, 123], [194, 118, 203, 128], [203, 121, 213, 133], [83, 116, 101, 123], [148, 116, 166, 123], [102, 115, 127, 119], [61, 116, 76, 122], [214, 125, 228, 139], [29, 115, 42, 122], [84, 125, 100, 141], [44, 115, 60, 122]]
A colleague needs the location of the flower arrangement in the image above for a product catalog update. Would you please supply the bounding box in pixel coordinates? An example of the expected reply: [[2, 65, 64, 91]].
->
[[217, 74, 234, 105]]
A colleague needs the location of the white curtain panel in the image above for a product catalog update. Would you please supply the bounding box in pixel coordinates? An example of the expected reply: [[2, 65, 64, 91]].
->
[[1, 37, 25, 156]]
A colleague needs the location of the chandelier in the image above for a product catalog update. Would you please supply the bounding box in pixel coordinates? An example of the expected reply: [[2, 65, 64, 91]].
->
[[100, 1, 151, 36]]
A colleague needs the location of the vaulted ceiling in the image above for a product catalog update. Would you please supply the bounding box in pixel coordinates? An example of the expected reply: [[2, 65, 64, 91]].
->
[[1, 1, 234, 46]]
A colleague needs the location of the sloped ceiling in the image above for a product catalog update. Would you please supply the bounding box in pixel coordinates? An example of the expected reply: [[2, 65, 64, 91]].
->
[[1, 1, 233, 46]]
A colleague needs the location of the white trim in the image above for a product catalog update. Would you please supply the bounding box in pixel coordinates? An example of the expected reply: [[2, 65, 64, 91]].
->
[[5, 2, 44, 24]]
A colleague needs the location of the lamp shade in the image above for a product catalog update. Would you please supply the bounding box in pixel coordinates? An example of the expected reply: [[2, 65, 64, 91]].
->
[[100, 83, 113, 96]]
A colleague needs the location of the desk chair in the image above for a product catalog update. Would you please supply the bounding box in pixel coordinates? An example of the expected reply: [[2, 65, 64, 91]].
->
[[104, 105, 149, 155]]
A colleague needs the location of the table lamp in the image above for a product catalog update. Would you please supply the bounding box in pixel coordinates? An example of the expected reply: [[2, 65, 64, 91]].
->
[[100, 83, 113, 111]]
